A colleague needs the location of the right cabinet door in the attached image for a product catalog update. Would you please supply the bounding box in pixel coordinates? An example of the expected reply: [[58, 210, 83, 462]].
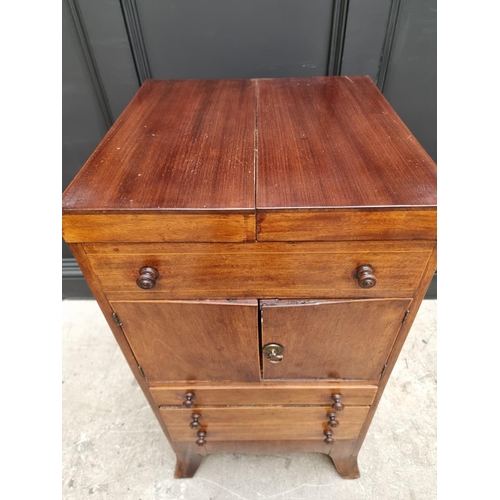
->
[[260, 298, 411, 380]]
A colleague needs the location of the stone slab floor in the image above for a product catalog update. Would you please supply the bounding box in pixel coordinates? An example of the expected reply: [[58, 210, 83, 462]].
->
[[62, 300, 436, 500]]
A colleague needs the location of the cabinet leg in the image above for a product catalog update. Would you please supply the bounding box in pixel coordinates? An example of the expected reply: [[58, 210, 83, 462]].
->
[[330, 454, 360, 479], [174, 449, 204, 479]]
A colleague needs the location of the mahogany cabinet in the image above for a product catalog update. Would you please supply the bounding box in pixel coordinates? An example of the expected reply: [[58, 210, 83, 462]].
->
[[62, 76, 436, 479]]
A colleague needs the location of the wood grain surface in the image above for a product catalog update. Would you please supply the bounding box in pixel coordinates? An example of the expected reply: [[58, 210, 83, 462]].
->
[[84, 241, 434, 300], [351, 244, 437, 457], [62, 213, 255, 243], [62, 79, 256, 213], [260, 298, 411, 380], [160, 405, 370, 442], [257, 207, 436, 242], [109, 300, 260, 383], [256, 76, 437, 209], [149, 382, 377, 407], [63, 77, 438, 480]]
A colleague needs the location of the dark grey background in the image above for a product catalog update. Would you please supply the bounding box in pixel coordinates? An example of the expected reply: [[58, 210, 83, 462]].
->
[[62, 0, 436, 298]]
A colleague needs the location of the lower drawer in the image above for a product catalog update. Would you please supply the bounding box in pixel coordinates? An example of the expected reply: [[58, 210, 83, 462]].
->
[[160, 405, 370, 442], [149, 382, 378, 407]]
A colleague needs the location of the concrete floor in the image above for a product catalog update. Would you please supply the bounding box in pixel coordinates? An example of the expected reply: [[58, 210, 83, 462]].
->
[[62, 300, 436, 500]]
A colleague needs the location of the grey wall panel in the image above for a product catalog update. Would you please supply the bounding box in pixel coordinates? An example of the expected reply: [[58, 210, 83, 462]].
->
[[62, 0, 109, 258], [382, 0, 437, 161], [62, 0, 108, 190], [78, 0, 139, 119], [135, 0, 334, 79], [62, 0, 436, 296], [341, 0, 392, 81]]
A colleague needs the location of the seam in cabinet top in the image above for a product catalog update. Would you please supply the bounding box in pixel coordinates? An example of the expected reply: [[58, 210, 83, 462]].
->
[[62, 76, 436, 243]]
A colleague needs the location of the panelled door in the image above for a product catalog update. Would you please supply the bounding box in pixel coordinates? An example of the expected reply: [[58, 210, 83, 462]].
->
[[260, 299, 411, 380], [110, 300, 260, 383]]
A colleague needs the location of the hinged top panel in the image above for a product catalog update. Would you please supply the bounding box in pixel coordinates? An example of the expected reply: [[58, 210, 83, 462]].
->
[[62, 79, 256, 214], [256, 76, 436, 209], [62, 77, 437, 243]]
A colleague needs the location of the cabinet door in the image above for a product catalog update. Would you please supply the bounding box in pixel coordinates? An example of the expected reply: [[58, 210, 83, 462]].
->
[[110, 300, 260, 383], [260, 298, 411, 380]]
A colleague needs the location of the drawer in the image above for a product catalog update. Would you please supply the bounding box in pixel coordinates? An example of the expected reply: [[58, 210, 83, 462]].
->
[[150, 383, 378, 407], [84, 241, 434, 300], [160, 405, 370, 442]]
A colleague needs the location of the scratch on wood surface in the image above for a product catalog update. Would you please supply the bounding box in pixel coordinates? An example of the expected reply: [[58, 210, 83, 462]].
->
[[344, 76, 354, 83]]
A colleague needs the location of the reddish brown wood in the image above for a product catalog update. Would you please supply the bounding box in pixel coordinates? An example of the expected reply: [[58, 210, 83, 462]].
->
[[330, 455, 360, 479], [350, 245, 437, 459], [173, 442, 206, 479], [109, 300, 260, 383], [256, 76, 436, 209], [160, 405, 369, 442], [62, 79, 256, 213], [84, 241, 434, 300], [63, 77, 437, 481], [149, 382, 378, 407], [67, 244, 188, 468], [257, 208, 437, 242], [62, 213, 256, 243], [260, 298, 411, 380]]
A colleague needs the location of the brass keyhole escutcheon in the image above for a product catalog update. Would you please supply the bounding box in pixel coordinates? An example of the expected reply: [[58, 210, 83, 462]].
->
[[262, 343, 284, 363]]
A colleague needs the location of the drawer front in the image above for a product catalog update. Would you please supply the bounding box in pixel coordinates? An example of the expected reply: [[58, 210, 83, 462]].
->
[[85, 241, 434, 300], [150, 383, 378, 407], [160, 405, 370, 442]]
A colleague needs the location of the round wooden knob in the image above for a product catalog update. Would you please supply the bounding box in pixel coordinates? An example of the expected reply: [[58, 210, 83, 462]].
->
[[356, 265, 376, 288], [327, 412, 339, 428], [324, 430, 334, 444], [189, 413, 201, 429], [196, 431, 206, 446], [136, 266, 159, 289], [182, 392, 195, 408], [331, 394, 345, 411]]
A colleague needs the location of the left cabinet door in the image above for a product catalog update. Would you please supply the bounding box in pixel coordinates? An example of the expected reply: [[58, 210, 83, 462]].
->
[[110, 300, 260, 383]]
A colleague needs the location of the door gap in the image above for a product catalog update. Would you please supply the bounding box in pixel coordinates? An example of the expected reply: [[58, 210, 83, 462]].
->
[[258, 300, 264, 378]]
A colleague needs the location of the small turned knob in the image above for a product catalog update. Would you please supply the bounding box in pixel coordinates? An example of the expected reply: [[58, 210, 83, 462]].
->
[[182, 392, 195, 408], [196, 431, 207, 446], [331, 394, 345, 411], [190, 413, 201, 429], [327, 412, 339, 428], [324, 430, 334, 444], [356, 265, 377, 289], [136, 266, 159, 289]]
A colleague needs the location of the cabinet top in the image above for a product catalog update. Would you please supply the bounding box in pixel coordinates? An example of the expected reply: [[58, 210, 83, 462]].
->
[[62, 76, 436, 215]]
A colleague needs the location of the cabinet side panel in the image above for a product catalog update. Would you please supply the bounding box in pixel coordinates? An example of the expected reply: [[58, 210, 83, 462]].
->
[[352, 243, 437, 455], [66, 243, 189, 454]]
